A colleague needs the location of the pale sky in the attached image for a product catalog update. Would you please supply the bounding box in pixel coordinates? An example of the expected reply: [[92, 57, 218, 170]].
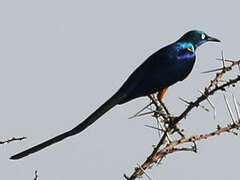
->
[[0, 0, 240, 179]]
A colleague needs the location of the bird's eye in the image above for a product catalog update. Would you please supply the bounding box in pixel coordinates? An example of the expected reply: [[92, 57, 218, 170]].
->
[[201, 34, 206, 40]]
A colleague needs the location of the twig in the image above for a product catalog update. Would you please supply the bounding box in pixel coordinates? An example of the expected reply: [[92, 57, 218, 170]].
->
[[126, 58, 240, 180], [127, 124, 238, 180], [206, 59, 240, 91], [34, 170, 38, 180], [172, 74, 240, 127], [0, 137, 26, 145]]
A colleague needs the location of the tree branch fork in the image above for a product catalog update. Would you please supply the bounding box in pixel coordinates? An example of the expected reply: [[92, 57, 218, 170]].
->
[[125, 57, 240, 180]]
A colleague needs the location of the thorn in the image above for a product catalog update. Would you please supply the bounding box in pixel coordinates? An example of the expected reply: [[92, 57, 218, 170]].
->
[[155, 117, 162, 138], [135, 111, 155, 118], [223, 94, 237, 124], [178, 97, 191, 105], [145, 117, 172, 143], [232, 94, 240, 124], [201, 67, 224, 74], [216, 58, 235, 63], [156, 157, 164, 165], [137, 164, 154, 180], [129, 102, 153, 119], [181, 93, 208, 112], [144, 125, 165, 132], [198, 90, 216, 119], [199, 104, 209, 112], [221, 50, 226, 68]]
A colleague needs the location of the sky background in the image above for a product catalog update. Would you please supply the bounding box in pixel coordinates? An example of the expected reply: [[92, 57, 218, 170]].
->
[[0, 0, 240, 179]]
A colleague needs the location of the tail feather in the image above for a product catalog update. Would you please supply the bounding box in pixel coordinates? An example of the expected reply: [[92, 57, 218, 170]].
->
[[10, 92, 126, 160]]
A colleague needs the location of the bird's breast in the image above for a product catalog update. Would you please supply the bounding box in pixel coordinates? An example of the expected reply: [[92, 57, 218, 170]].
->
[[176, 53, 196, 81]]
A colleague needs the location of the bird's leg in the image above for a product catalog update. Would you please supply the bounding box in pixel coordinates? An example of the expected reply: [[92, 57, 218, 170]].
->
[[157, 88, 186, 138], [157, 87, 168, 101], [148, 89, 169, 117], [156, 88, 169, 115], [148, 90, 172, 142], [148, 95, 172, 142]]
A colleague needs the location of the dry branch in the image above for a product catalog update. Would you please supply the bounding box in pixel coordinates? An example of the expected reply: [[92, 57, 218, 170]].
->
[[125, 58, 240, 180], [0, 137, 26, 145]]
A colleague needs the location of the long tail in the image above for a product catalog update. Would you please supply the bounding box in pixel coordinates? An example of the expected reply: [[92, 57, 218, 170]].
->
[[10, 92, 127, 160]]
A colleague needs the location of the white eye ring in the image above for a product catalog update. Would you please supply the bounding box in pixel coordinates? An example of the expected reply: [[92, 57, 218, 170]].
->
[[201, 34, 206, 40]]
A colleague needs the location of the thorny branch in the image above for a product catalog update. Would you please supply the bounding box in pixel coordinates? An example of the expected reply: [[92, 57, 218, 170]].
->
[[125, 57, 240, 180]]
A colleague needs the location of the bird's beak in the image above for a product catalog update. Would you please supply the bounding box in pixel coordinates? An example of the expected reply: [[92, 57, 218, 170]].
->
[[206, 36, 221, 42]]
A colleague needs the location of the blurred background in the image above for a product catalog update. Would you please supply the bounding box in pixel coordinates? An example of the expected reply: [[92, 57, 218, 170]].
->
[[0, 0, 239, 179]]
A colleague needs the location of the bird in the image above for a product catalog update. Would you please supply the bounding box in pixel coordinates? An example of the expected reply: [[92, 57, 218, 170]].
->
[[10, 30, 220, 160]]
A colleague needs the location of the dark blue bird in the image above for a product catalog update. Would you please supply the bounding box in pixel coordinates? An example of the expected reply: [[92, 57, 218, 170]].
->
[[10, 30, 220, 160]]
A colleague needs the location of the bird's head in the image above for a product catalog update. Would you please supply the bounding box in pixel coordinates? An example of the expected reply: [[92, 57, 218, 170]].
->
[[177, 30, 220, 50]]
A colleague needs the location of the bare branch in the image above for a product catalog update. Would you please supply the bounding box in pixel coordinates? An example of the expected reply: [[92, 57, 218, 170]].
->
[[0, 137, 26, 145], [126, 58, 240, 180], [127, 123, 238, 180], [34, 170, 38, 180]]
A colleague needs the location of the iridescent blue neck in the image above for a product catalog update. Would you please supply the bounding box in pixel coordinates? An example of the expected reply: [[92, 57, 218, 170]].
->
[[176, 42, 195, 52]]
